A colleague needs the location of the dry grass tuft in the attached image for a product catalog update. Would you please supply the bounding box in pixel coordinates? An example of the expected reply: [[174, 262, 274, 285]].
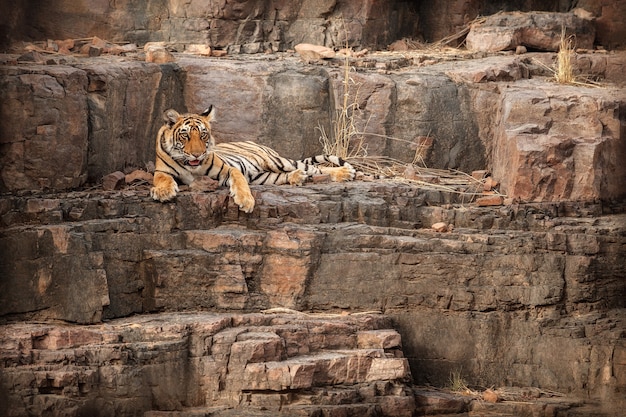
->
[[533, 25, 602, 87], [318, 35, 498, 201], [448, 369, 471, 393], [554, 27, 576, 84], [318, 49, 368, 160]]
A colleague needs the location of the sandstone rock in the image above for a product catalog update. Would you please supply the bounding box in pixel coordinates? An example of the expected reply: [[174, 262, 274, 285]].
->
[[211, 49, 228, 57], [431, 222, 448, 232], [444, 56, 530, 83], [107, 43, 138, 55], [102, 171, 126, 190], [188, 176, 219, 192], [0, 65, 89, 192], [466, 12, 595, 52], [294, 43, 336, 61], [88, 45, 103, 57], [1, 181, 624, 410], [145, 46, 176, 63], [17, 50, 45, 63], [414, 389, 468, 415], [3, 53, 623, 199], [471, 170, 489, 180], [185, 44, 212, 56], [482, 388, 500, 403], [388, 39, 410, 51], [476, 194, 503, 206], [482, 177, 498, 191], [490, 80, 626, 202], [357, 330, 402, 350], [79, 60, 184, 183], [0, 312, 411, 416]]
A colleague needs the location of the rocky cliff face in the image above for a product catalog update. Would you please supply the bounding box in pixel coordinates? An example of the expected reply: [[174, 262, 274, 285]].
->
[[1, 2, 626, 416], [3, 0, 625, 51], [2, 52, 625, 202], [1, 182, 625, 415]]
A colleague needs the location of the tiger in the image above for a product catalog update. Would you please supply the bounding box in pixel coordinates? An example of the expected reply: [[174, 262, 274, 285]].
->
[[150, 106, 356, 213]]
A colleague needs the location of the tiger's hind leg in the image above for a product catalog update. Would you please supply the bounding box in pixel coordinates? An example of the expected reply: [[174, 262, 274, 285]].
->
[[297, 155, 356, 182], [287, 169, 308, 185]]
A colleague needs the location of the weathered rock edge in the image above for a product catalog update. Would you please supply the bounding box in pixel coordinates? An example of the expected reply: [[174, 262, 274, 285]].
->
[[1, 182, 624, 411], [0, 311, 415, 417]]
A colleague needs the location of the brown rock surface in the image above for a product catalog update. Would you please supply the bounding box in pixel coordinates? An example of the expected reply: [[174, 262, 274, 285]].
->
[[490, 80, 626, 202], [1, 5, 626, 415], [0, 65, 88, 192], [0, 311, 413, 417], [0, 181, 624, 414], [4, 1, 626, 53]]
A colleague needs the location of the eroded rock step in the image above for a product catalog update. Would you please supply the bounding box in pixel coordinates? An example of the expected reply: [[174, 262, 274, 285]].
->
[[1, 183, 623, 323], [1, 183, 624, 416], [0, 311, 414, 417]]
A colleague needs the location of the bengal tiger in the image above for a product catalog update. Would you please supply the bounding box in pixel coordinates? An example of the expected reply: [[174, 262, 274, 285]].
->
[[150, 106, 355, 212]]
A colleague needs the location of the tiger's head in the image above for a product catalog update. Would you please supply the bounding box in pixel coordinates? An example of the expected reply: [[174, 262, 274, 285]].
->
[[160, 106, 216, 167]]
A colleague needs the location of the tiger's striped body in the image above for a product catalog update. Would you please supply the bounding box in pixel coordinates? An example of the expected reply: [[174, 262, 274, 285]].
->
[[214, 141, 355, 186], [150, 107, 355, 213]]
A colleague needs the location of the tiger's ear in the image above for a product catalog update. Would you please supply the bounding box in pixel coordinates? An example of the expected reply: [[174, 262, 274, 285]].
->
[[163, 109, 180, 126], [200, 105, 215, 122]]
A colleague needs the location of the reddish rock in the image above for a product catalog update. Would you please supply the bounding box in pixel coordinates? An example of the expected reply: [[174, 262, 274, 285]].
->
[[483, 176, 498, 191], [475, 194, 504, 206], [0, 65, 89, 192], [102, 171, 126, 190], [145, 46, 175, 63], [185, 44, 212, 56], [471, 170, 489, 180], [294, 43, 336, 60], [357, 329, 402, 349], [431, 222, 448, 232], [0, 312, 411, 417], [491, 80, 626, 202], [211, 49, 228, 57], [482, 388, 500, 403]]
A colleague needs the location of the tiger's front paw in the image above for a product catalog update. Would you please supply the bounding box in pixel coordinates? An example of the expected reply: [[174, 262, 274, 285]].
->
[[228, 170, 255, 213], [287, 169, 308, 185], [150, 173, 179, 202], [232, 189, 255, 213]]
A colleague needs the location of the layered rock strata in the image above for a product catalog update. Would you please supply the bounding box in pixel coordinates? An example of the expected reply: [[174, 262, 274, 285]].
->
[[1, 53, 625, 202], [0, 312, 413, 417], [1, 182, 624, 413]]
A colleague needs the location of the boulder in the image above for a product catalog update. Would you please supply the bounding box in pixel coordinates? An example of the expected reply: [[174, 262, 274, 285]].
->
[[294, 43, 336, 60], [491, 80, 626, 202], [466, 11, 595, 52]]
